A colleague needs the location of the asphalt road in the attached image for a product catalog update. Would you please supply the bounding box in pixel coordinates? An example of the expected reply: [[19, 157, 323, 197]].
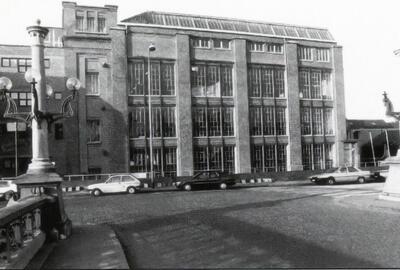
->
[[64, 182, 400, 268]]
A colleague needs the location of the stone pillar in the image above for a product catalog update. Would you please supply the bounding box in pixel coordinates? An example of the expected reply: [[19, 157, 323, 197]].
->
[[285, 41, 303, 171], [26, 21, 53, 174], [176, 34, 193, 176], [233, 39, 251, 173]]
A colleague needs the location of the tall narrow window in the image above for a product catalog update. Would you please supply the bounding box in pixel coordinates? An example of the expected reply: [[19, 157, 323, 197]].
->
[[301, 107, 312, 135], [161, 63, 175, 95], [312, 108, 323, 135], [263, 68, 274, 97], [250, 107, 262, 135], [264, 145, 275, 172], [192, 65, 206, 97], [130, 148, 146, 172], [162, 107, 176, 137], [194, 147, 208, 172], [150, 62, 161, 95], [311, 71, 321, 99], [222, 107, 234, 136], [324, 108, 333, 135], [207, 107, 221, 136], [325, 144, 334, 169], [251, 145, 263, 172], [164, 148, 177, 176], [193, 107, 207, 137], [86, 72, 99, 95], [321, 72, 332, 99], [129, 61, 144, 95], [223, 146, 235, 173], [249, 66, 262, 97], [302, 144, 313, 170], [313, 144, 323, 170], [221, 65, 233, 96], [151, 107, 162, 138], [263, 107, 274, 135], [209, 146, 222, 170], [87, 11, 96, 32], [206, 65, 220, 97], [87, 120, 100, 143], [129, 108, 146, 138], [98, 13, 106, 33], [76, 11, 84, 31], [277, 145, 287, 171], [275, 69, 285, 97], [276, 107, 286, 135], [299, 70, 310, 99]]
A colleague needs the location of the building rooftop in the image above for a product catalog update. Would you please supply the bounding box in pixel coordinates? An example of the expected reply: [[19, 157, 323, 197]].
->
[[121, 11, 334, 42]]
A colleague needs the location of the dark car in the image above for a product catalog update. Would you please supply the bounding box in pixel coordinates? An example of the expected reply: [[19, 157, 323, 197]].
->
[[175, 171, 236, 191]]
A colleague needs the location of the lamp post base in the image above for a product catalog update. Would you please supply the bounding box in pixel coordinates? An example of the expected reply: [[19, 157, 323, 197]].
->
[[380, 153, 400, 202], [14, 170, 72, 239]]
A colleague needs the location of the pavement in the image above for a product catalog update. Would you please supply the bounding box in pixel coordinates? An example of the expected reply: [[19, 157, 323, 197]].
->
[[29, 180, 400, 269], [28, 225, 130, 269]]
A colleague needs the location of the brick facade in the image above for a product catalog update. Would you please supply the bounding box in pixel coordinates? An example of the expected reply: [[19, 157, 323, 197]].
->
[[0, 2, 346, 177]]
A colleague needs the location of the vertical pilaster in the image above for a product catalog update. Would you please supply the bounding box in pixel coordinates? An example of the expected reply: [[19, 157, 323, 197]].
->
[[176, 34, 193, 176], [285, 42, 303, 171], [333, 45, 346, 167], [110, 27, 129, 172], [233, 39, 251, 173]]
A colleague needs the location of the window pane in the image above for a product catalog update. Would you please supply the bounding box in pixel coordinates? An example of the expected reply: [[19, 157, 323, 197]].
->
[[264, 145, 275, 172], [161, 63, 175, 95], [276, 107, 286, 135], [193, 107, 207, 136], [129, 61, 144, 95], [150, 62, 161, 95], [194, 147, 208, 172], [301, 107, 312, 135], [191, 65, 206, 96], [98, 13, 106, 33], [249, 66, 262, 97], [130, 148, 146, 172], [162, 107, 176, 137], [129, 107, 146, 138], [299, 70, 310, 99], [222, 107, 234, 136], [87, 11, 96, 32], [209, 146, 222, 170], [206, 65, 220, 97], [311, 71, 321, 99], [221, 65, 233, 96], [250, 107, 262, 135], [223, 146, 235, 173], [87, 120, 100, 142], [86, 72, 99, 94], [263, 68, 274, 97], [312, 108, 323, 135], [207, 107, 221, 136], [274, 69, 285, 97], [251, 145, 263, 172], [302, 144, 312, 170], [76, 11, 84, 31], [151, 107, 162, 137], [263, 106, 274, 135]]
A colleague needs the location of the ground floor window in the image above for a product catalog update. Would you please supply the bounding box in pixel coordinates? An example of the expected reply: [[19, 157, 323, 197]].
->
[[130, 147, 177, 177], [251, 144, 287, 172], [193, 145, 235, 173], [302, 143, 334, 170]]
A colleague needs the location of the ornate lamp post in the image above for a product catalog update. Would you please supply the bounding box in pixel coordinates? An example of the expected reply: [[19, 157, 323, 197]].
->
[[148, 43, 155, 188], [0, 20, 81, 238]]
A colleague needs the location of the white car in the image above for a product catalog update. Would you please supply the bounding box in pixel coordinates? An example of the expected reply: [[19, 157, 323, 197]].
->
[[87, 175, 142, 196], [0, 180, 17, 200], [309, 166, 371, 185]]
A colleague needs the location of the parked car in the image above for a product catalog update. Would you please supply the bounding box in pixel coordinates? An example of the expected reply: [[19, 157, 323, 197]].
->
[[0, 180, 17, 200], [87, 174, 142, 196], [309, 166, 371, 185], [175, 171, 236, 191], [371, 170, 389, 182]]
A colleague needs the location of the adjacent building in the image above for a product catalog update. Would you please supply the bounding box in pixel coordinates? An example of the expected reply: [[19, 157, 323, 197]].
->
[[0, 2, 346, 177]]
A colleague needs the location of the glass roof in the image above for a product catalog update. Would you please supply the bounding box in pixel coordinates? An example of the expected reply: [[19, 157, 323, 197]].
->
[[122, 11, 334, 41]]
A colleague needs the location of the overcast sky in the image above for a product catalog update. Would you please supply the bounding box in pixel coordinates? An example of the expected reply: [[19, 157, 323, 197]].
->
[[1, 0, 400, 120]]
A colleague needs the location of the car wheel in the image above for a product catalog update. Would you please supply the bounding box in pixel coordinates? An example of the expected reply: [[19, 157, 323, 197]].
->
[[127, 186, 136, 194], [5, 191, 14, 201], [357, 177, 366, 184], [92, 189, 102, 197], [183, 184, 192, 191], [327, 177, 335, 185], [220, 183, 227, 190]]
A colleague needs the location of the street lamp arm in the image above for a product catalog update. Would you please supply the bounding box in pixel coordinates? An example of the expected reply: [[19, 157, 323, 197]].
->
[[3, 95, 33, 123]]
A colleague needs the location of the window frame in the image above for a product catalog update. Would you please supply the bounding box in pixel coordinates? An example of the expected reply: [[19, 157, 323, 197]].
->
[[87, 119, 101, 144]]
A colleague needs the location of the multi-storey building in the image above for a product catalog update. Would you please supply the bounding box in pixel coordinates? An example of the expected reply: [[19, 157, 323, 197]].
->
[[0, 2, 346, 177]]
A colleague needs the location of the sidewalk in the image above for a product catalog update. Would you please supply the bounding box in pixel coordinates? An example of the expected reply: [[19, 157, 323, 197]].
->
[[343, 193, 400, 213], [29, 225, 129, 269]]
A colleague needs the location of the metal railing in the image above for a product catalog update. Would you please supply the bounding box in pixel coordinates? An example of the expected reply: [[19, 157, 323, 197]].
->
[[0, 196, 58, 267]]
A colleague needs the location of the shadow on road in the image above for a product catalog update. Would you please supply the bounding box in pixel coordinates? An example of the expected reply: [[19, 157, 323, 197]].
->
[[113, 194, 383, 269]]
